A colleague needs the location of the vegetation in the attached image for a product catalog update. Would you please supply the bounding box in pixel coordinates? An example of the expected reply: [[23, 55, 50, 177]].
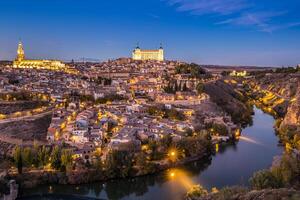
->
[[186, 185, 208, 199], [94, 77, 112, 85], [50, 146, 62, 170], [175, 63, 209, 78], [277, 125, 300, 151], [0, 91, 32, 101], [196, 83, 204, 94], [147, 106, 186, 121], [176, 134, 211, 158], [213, 186, 248, 200], [95, 94, 125, 104], [12, 145, 73, 173], [249, 153, 300, 190], [206, 123, 228, 136], [61, 149, 73, 171], [105, 150, 134, 178], [249, 169, 282, 189], [13, 146, 23, 174], [163, 81, 190, 94], [274, 66, 300, 73]]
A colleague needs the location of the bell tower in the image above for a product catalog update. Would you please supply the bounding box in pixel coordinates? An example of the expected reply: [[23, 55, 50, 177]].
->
[[16, 41, 25, 61]]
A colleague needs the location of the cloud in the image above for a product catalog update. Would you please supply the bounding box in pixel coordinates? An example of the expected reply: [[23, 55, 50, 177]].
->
[[167, 0, 249, 15], [164, 0, 299, 32], [216, 11, 287, 32]]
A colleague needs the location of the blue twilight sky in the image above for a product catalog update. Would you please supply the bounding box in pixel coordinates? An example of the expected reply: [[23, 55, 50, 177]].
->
[[0, 0, 300, 66]]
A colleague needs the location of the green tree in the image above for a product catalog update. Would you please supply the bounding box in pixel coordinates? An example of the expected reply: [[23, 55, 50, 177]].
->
[[271, 153, 300, 186], [136, 152, 147, 167], [182, 82, 188, 91], [105, 150, 134, 178], [13, 146, 23, 174], [249, 169, 282, 189], [22, 147, 33, 167], [32, 143, 40, 168], [186, 184, 208, 199], [61, 149, 73, 171], [38, 146, 50, 167], [50, 146, 61, 170], [196, 83, 204, 94]]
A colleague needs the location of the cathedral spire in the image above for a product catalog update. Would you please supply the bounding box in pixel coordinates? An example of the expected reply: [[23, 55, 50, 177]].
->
[[16, 41, 25, 61]]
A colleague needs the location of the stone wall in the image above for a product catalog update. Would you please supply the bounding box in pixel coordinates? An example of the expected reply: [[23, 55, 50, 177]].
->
[[0, 101, 47, 115], [0, 112, 52, 142]]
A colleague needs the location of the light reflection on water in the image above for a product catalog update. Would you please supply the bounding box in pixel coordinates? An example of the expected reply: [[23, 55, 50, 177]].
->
[[21, 107, 283, 200]]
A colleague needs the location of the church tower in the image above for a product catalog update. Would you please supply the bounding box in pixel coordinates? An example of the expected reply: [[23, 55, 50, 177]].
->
[[16, 41, 25, 61]]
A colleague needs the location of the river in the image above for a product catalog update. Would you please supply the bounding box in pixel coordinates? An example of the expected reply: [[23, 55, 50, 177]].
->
[[21, 107, 283, 200]]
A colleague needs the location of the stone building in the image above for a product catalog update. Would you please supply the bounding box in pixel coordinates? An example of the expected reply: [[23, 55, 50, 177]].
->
[[132, 45, 164, 61], [13, 41, 66, 70]]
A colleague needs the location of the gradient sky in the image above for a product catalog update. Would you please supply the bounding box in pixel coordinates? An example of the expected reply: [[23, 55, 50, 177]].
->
[[0, 0, 300, 66]]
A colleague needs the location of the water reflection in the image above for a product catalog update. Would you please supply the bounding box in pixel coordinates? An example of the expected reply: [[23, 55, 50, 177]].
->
[[21, 107, 283, 200], [238, 136, 263, 146]]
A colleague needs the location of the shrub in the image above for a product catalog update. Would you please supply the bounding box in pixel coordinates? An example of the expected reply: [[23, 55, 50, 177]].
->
[[249, 169, 282, 189], [186, 184, 208, 199]]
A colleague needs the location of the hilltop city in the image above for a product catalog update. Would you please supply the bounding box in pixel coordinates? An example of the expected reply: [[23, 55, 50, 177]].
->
[[0, 42, 300, 200]]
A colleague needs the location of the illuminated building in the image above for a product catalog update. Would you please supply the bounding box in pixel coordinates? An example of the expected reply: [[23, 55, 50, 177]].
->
[[230, 70, 247, 77], [13, 41, 66, 70], [132, 44, 164, 61]]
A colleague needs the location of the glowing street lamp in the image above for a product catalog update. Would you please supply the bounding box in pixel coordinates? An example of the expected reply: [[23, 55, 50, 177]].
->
[[168, 149, 178, 162], [170, 172, 175, 178]]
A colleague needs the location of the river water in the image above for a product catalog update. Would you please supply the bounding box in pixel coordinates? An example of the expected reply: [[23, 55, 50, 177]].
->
[[21, 107, 283, 200]]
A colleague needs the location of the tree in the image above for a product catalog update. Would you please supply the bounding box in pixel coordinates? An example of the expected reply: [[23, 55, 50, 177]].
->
[[221, 71, 230, 76], [50, 146, 61, 170], [13, 146, 23, 174], [38, 146, 50, 167], [136, 152, 147, 167], [182, 82, 188, 91], [32, 142, 40, 168], [184, 128, 193, 137], [249, 169, 282, 189], [105, 150, 134, 178], [22, 147, 33, 167], [61, 149, 73, 171], [186, 184, 208, 199], [271, 153, 300, 186], [196, 83, 204, 94]]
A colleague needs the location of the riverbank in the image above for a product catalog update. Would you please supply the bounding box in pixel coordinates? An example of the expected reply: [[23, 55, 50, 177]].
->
[[185, 75, 300, 200], [16, 106, 281, 200], [5, 148, 211, 189]]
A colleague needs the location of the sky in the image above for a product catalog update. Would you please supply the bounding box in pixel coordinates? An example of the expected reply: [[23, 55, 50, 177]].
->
[[0, 0, 300, 66]]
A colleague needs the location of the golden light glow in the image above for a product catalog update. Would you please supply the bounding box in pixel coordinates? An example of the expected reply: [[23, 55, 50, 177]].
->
[[132, 46, 164, 61], [12, 41, 78, 73], [235, 129, 241, 138], [238, 136, 262, 146], [170, 172, 175, 178], [215, 144, 219, 153], [168, 169, 194, 190], [168, 149, 178, 162], [141, 145, 149, 151], [285, 143, 292, 151]]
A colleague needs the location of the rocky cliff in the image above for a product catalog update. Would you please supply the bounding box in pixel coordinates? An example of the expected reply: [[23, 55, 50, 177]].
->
[[250, 73, 300, 131], [204, 80, 253, 126]]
